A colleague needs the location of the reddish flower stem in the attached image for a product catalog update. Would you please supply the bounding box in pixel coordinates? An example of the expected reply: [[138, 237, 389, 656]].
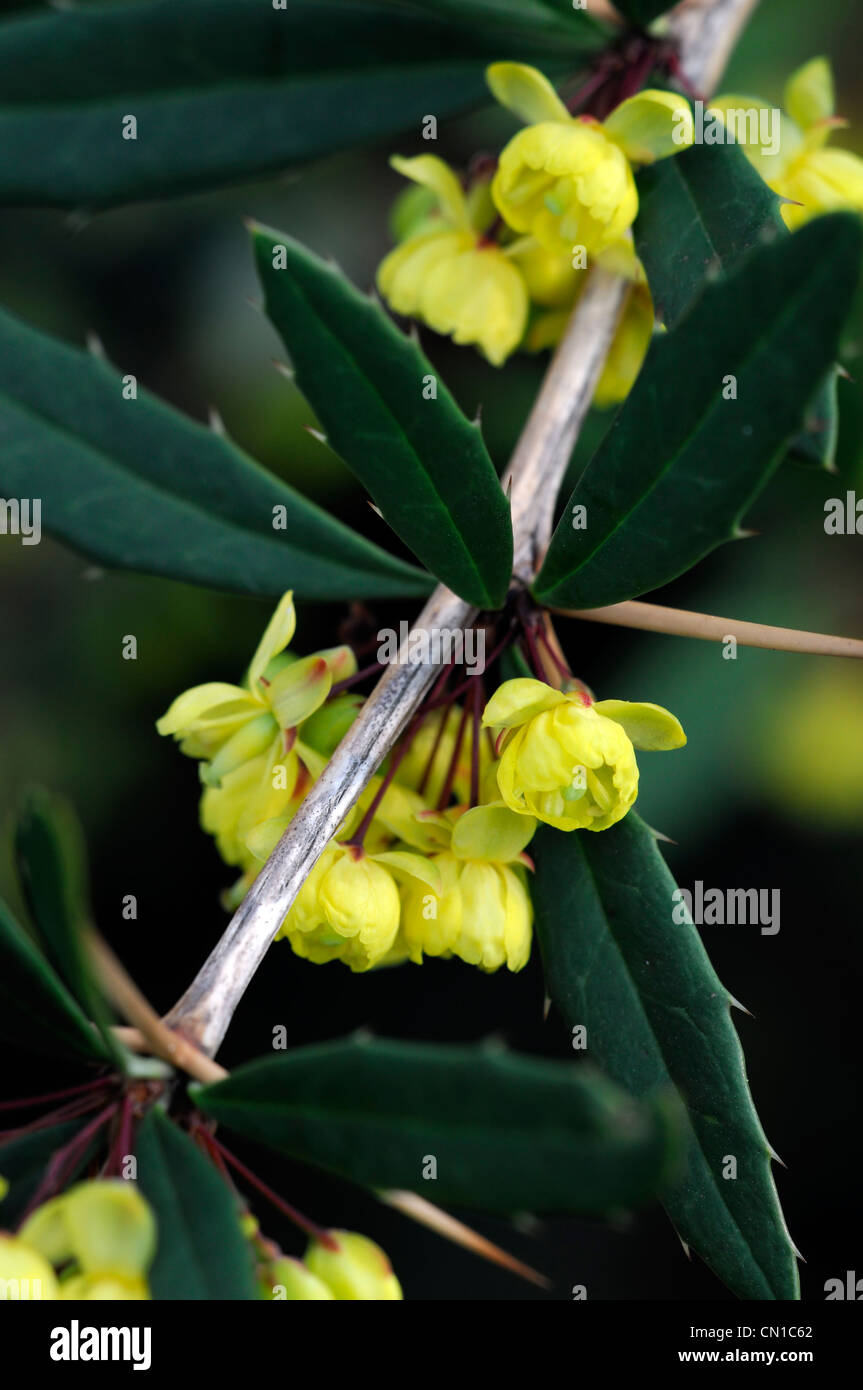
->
[[206, 1132, 339, 1250]]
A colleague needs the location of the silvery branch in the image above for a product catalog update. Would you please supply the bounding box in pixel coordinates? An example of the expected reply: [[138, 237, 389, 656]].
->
[[166, 0, 762, 1059]]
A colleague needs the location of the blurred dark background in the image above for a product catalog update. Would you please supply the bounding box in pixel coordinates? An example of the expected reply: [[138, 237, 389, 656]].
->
[[1, 0, 862, 1299]]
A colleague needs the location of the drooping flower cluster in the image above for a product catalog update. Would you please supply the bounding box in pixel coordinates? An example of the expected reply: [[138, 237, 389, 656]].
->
[[711, 58, 863, 229], [158, 596, 685, 975], [377, 62, 694, 397], [0, 1180, 155, 1300], [262, 1229, 402, 1301]]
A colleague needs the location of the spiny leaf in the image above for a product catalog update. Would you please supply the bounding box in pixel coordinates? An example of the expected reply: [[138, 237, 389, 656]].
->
[[532, 814, 799, 1300], [0, 305, 431, 601], [252, 227, 513, 608], [194, 1036, 683, 1215], [535, 214, 862, 609]]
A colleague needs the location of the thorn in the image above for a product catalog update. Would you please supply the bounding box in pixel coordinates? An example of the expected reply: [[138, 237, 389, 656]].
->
[[407, 321, 421, 346], [734, 527, 759, 541], [727, 992, 754, 1019], [542, 994, 552, 1022], [646, 822, 677, 845], [351, 1026, 373, 1045], [304, 426, 327, 445], [678, 1235, 692, 1261], [208, 407, 226, 437], [480, 1031, 507, 1054], [503, 476, 513, 503], [367, 500, 384, 519], [473, 402, 484, 428], [85, 331, 106, 361], [835, 362, 854, 382], [378, 1190, 550, 1289], [272, 358, 295, 381], [768, 1146, 787, 1170], [241, 215, 260, 234]]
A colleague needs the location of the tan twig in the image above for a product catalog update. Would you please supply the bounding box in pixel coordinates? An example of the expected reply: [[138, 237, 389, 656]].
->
[[378, 1190, 550, 1289], [553, 600, 863, 658], [86, 932, 227, 1084]]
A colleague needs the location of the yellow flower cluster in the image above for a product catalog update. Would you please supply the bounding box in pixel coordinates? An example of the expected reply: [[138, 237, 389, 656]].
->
[[263, 1230, 402, 1301], [0, 1180, 155, 1300], [711, 58, 863, 230], [158, 598, 685, 974], [377, 62, 695, 396]]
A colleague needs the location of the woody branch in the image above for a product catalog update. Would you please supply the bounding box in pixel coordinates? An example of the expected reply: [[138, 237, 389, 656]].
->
[[164, 0, 762, 1059]]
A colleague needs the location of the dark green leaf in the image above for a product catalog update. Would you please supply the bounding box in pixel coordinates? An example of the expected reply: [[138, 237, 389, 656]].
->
[[0, 0, 600, 208], [0, 305, 431, 601], [635, 140, 786, 330], [0, 897, 110, 1065], [787, 369, 839, 471], [253, 228, 513, 608], [14, 788, 122, 1067], [0, 1120, 102, 1228], [532, 814, 799, 1300], [134, 1110, 257, 1300], [535, 214, 862, 608], [194, 1036, 682, 1215]]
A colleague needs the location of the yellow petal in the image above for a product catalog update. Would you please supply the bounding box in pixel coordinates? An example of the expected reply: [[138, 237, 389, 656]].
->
[[305, 1231, 402, 1300], [266, 654, 333, 730], [0, 1233, 60, 1299], [247, 591, 296, 692], [156, 682, 255, 737], [486, 62, 572, 126], [603, 90, 694, 163], [482, 677, 567, 729], [450, 803, 537, 862], [784, 57, 834, 131], [390, 153, 470, 229], [592, 699, 686, 750], [59, 1180, 156, 1280]]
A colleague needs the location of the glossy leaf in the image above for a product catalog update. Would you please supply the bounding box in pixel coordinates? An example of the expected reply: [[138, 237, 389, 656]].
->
[[14, 788, 123, 1067], [134, 1110, 257, 1300], [535, 214, 862, 609], [532, 814, 799, 1301], [635, 139, 786, 330], [0, 306, 430, 601], [253, 227, 513, 608], [0, 0, 600, 208], [194, 1036, 682, 1215], [0, 898, 110, 1065]]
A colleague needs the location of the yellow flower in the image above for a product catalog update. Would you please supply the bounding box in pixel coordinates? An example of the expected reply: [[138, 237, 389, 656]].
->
[[711, 58, 863, 230], [400, 803, 535, 971], [520, 239, 655, 407], [8, 1180, 155, 1301], [487, 63, 693, 255], [0, 1234, 60, 1300], [482, 678, 686, 832], [157, 592, 356, 869], [377, 154, 528, 365], [304, 1231, 403, 1300], [246, 818, 439, 970], [266, 1256, 335, 1300]]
